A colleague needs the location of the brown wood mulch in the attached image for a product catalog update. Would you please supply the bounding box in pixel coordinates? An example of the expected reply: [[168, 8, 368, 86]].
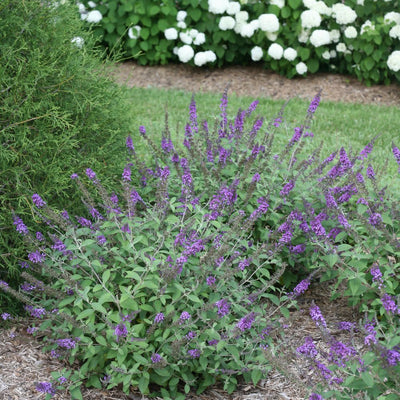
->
[[1, 63, 398, 400]]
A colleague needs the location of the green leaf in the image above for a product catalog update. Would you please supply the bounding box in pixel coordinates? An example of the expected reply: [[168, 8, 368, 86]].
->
[[281, 6, 291, 18], [191, 8, 202, 21], [95, 335, 107, 346], [69, 386, 83, 400], [140, 28, 150, 40], [157, 19, 169, 31], [288, 0, 302, 9], [226, 344, 240, 360], [102, 270, 111, 284], [138, 373, 150, 394], [148, 5, 160, 16], [307, 58, 319, 74], [58, 297, 74, 308], [360, 371, 374, 387], [76, 309, 94, 321], [251, 369, 263, 385], [91, 302, 107, 314]]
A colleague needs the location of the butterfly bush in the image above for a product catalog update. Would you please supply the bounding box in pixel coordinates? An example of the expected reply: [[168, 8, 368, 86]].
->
[[3, 90, 400, 399], [78, 0, 400, 84]]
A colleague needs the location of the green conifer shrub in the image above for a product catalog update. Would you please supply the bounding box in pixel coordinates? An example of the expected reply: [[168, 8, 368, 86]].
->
[[0, 0, 133, 311]]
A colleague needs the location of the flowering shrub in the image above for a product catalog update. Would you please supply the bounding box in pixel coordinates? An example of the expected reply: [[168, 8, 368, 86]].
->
[[2, 91, 400, 399], [78, 0, 400, 84]]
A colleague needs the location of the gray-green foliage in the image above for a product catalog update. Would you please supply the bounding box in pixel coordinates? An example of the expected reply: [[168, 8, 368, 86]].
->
[[0, 0, 132, 303]]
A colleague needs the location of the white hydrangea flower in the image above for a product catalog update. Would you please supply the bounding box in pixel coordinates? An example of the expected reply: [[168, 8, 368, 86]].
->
[[322, 50, 330, 60], [270, 0, 285, 8], [258, 13, 280, 32], [235, 11, 249, 22], [193, 32, 206, 45], [194, 52, 208, 66], [344, 26, 357, 39], [205, 50, 217, 62], [189, 29, 199, 39], [268, 43, 284, 59], [219, 16, 236, 30], [360, 20, 375, 34], [77, 3, 86, 13], [301, 10, 322, 29], [164, 27, 178, 40], [330, 50, 337, 58], [86, 9, 102, 23], [309, 29, 331, 47], [356, 0, 364, 5], [251, 46, 263, 61], [88, 1, 97, 7], [177, 10, 187, 21], [177, 45, 194, 63], [387, 50, 400, 72], [71, 36, 84, 48], [249, 19, 260, 30], [208, 0, 229, 14], [332, 3, 357, 25], [303, 0, 316, 8], [336, 42, 346, 52], [180, 32, 193, 44], [329, 29, 340, 43], [310, 1, 331, 16], [296, 62, 307, 74], [283, 47, 297, 61], [173, 47, 179, 55], [128, 26, 141, 39], [177, 21, 187, 29], [226, 1, 241, 15], [265, 32, 278, 41], [298, 29, 310, 43], [384, 12, 400, 25], [389, 25, 400, 40], [240, 23, 256, 37]]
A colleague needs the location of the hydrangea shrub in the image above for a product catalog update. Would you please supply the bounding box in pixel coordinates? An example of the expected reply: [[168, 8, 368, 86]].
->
[[78, 0, 400, 84], [2, 91, 400, 399]]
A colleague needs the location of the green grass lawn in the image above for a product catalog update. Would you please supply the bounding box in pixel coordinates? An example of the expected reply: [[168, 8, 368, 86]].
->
[[121, 86, 400, 193]]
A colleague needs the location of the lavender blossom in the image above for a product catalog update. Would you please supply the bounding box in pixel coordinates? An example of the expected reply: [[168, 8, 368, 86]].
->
[[56, 338, 77, 349], [85, 168, 96, 181], [161, 137, 174, 153], [310, 219, 326, 237], [185, 331, 197, 341], [77, 216, 92, 228], [126, 135, 135, 151], [381, 294, 399, 314], [366, 164, 375, 180], [384, 349, 400, 366], [122, 166, 131, 182], [139, 125, 146, 136], [70, 173, 78, 179], [392, 142, 400, 172], [309, 394, 324, 400], [324, 190, 337, 209], [206, 276, 216, 286], [368, 212, 382, 227], [13, 215, 28, 235], [32, 194, 46, 208], [1, 313, 11, 320], [280, 180, 295, 197], [364, 321, 377, 345], [36, 231, 45, 241], [236, 312, 256, 332], [308, 94, 320, 114], [328, 339, 356, 367], [97, 235, 107, 245], [114, 323, 128, 341], [338, 213, 351, 229], [339, 147, 352, 172], [179, 311, 191, 324], [297, 336, 318, 358], [188, 349, 201, 358], [252, 173, 260, 183], [154, 313, 165, 324], [310, 305, 327, 328], [28, 250, 45, 264], [290, 127, 302, 143], [52, 239, 66, 252], [273, 116, 282, 127], [359, 141, 374, 160], [151, 353, 162, 363], [36, 382, 56, 396], [215, 298, 231, 318], [337, 321, 356, 331], [289, 279, 310, 298]]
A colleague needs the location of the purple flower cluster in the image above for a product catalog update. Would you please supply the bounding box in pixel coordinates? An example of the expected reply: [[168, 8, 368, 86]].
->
[[179, 311, 191, 324], [291, 127, 302, 143], [32, 193, 46, 208], [188, 349, 201, 358], [126, 135, 135, 151], [206, 275, 216, 286], [56, 338, 77, 349], [236, 312, 256, 332], [310, 305, 327, 328], [154, 313, 165, 324], [308, 94, 320, 114], [215, 298, 231, 318], [289, 279, 310, 298], [364, 321, 377, 345], [381, 294, 399, 315], [151, 353, 162, 363], [280, 180, 295, 197], [36, 381, 56, 396], [122, 166, 131, 182], [36, 231, 45, 241], [13, 215, 28, 235], [28, 250, 45, 264], [366, 164, 375, 180], [297, 336, 318, 358], [85, 168, 96, 181], [114, 323, 128, 341], [328, 339, 356, 367], [392, 142, 400, 172]]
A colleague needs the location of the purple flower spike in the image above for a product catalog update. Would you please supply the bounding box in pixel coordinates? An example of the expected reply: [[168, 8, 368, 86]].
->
[[309, 394, 324, 400], [366, 164, 375, 180], [154, 313, 165, 324], [70, 173, 78, 180], [236, 312, 256, 332], [290, 279, 310, 298], [122, 166, 131, 182], [297, 336, 318, 358], [13, 215, 29, 235], [85, 168, 96, 181], [36, 382, 56, 396], [308, 94, 320, 114], [28, 250, 45, 264], [179, 311, 191, 324], [392, 142, 400, 172], [139, 125, 146, 136], [32, 194, 46, 208], [126, 135, 135, 151], [188, 349, 201, 359], [280, 180, 295, 197], [381, 294, 399, 315], [215, 298, 231, 318], [310, 305, 327, 328], [206, 276, 216, 286], [151, 353, 162, 363], [114, 323, 128, 342]]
